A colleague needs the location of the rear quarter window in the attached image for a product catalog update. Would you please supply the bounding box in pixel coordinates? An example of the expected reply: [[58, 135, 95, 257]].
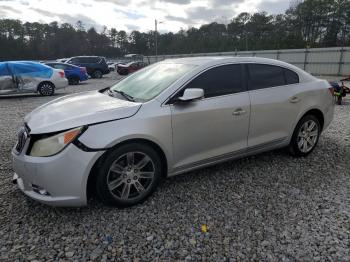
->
[[51, 64, 66, 70], [284, 69, 299, 85]]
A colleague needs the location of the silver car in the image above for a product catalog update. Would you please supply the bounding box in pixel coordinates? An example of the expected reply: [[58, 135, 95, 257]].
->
[[12, 57, 334, 207], [0, 61, 68, 96]]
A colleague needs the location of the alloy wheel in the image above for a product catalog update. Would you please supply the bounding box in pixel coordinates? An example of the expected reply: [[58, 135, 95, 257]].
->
[[297, 120, 319, 153], [107, 151, 155, 200], [40, 83, 54, 96]]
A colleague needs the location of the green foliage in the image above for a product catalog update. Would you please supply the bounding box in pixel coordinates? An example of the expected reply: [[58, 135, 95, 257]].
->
[[0, 0, 349, 60]]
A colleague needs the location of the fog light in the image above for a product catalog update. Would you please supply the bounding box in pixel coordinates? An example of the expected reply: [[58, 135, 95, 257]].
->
[[32, 184, 50, 196]]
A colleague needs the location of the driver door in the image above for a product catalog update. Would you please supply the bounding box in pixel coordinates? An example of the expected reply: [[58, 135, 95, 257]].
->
[[170, 64, 250, 170]]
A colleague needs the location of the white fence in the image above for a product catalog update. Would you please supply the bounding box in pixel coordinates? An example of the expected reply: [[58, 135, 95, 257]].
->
[[145, 47, 350, 76]]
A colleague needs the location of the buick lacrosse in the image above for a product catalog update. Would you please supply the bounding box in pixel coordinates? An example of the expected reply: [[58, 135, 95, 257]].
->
[[12, 57, 334, 207]]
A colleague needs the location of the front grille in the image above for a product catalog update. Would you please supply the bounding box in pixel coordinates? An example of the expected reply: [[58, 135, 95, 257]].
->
[[15, 127, 28, 154]]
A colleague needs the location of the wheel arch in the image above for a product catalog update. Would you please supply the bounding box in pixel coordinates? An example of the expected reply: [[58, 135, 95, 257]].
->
[[86, 138, 168, 200], [299, 108, 325, 131]]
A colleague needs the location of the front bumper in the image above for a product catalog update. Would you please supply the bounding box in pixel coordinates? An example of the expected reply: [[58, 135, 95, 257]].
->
[[12, 141, 103, 207]]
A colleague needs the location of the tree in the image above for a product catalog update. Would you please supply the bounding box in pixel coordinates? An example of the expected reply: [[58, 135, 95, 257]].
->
[[0, 0, 349, 60]]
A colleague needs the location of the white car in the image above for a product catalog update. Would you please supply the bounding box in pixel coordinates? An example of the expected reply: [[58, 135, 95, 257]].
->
[[56, 58, 69, 63], [12, 57, 334, 207], [0, 61, 68, 96]]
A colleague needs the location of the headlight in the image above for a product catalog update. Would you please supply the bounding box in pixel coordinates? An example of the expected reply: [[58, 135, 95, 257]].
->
[[30, 127, 84, 157]]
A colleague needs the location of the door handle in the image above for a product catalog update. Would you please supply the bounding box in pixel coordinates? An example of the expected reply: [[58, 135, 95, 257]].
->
[[289, 96, 301, 103], [233, 108, 246, 116]]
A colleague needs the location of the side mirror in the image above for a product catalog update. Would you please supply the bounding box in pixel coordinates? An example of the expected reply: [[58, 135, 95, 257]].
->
[[178, 88, 204, 102]]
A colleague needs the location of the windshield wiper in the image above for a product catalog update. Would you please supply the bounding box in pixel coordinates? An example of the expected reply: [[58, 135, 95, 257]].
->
[[108, 89, 135, 102]]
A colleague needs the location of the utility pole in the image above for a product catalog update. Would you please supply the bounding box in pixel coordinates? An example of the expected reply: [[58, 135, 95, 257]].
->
[[155, 19, 164, 62], [155, 19, 158, 62]]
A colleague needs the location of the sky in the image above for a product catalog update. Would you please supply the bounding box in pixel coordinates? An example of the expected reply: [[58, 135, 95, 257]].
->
[[0, 0, 292, 32]]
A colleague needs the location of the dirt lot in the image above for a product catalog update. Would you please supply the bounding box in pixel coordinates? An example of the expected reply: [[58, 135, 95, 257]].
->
[[0, 73, 349, 261]]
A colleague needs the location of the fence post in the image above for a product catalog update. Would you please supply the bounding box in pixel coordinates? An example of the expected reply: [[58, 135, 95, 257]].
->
[[337, 47, 345, 76], [303, 48, 309, 71]]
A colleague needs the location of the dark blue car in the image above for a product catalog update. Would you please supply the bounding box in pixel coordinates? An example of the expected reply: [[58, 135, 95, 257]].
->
[[45, 62, 89, 85]]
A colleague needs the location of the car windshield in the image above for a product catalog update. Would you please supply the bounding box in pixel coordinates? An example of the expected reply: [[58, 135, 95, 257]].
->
[[110, 63, 197, 102]]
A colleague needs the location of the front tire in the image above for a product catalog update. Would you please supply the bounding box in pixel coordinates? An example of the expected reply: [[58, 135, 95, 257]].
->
[[289, 115, 321, 157], [38, 82, 55, 96], [96, 143, 162, 207]]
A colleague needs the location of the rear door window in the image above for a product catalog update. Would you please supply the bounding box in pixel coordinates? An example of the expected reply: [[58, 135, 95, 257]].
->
[[81, 57, 91, 63], [90, 57, 101, 63], [247, 64, 285, 90]]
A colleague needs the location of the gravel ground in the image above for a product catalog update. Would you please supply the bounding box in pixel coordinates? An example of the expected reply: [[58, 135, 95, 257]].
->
[[0, 73, 349, 261]]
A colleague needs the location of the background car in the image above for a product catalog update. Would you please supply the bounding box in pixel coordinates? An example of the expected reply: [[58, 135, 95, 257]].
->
[[46, 62, 89, 85], [66, 56, 109, 79], [0, 61, 68, 96], [56, 58, 69, 63], [107, 62, 118, 72], [117, 61, 147, 75]]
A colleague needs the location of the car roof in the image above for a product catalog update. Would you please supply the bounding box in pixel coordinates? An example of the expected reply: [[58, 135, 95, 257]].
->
[[161, 56, 287, 66], [161, 56, 312, 78], [161, 56, 316, 83], [5, 61, 43, 65], [70, 56, 102, 58], [46, 62, 79, 67], [125, 61, 139, 66], [2, 61, 52, 69]]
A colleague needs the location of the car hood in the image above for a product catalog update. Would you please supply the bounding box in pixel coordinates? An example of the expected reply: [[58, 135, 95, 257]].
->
[[25, 90, 141, 134]]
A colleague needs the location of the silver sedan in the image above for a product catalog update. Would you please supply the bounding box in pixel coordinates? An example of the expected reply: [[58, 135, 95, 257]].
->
[[12, 57, 334, 207], [0, 61, 68, 96]]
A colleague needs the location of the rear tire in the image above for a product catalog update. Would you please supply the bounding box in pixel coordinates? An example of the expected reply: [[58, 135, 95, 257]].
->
[[288, 115, 321, 157], [92, 70, 103, 79], [96, 143, 162, 207], [68, 77, 79, 85], [38, 82, 55, 96]]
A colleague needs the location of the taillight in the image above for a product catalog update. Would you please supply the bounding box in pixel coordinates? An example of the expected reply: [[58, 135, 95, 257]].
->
[[58, 71, 65, 78], [328, 87, 334, 96], [80, 67, 87, 73]]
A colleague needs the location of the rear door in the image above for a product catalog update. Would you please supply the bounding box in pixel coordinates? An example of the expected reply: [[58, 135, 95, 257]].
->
[[170, 64, 250, 169], [0, 63, 16, 94], [246, 63, 301, 147]]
